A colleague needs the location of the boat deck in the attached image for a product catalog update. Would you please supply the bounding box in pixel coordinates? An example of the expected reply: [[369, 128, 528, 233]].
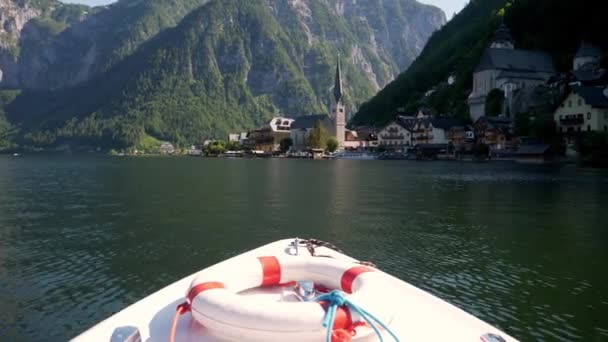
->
[[73, 239, 517, 341]]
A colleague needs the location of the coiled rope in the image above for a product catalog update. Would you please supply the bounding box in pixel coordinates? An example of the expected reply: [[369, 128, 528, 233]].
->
[[314, 290, 399, 342]]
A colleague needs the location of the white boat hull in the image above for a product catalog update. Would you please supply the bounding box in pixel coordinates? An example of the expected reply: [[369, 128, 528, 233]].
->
[[73, 239, 517, 342]]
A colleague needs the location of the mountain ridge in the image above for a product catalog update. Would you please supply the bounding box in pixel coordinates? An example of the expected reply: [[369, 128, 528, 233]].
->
[[1, 0, 445, 150], [352, 0, 607, 127]]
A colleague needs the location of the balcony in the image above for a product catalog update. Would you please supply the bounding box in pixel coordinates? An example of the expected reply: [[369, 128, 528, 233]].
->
[[381, 134, 405, 140], [559, 117, 584, 125]]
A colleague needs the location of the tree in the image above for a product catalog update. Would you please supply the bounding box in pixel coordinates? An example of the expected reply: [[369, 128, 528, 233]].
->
[[206, 141, 226, 155], [306, 121, 328, 149], [514, 112, 531, 137], [485, 89, 505, 116], [279, 137, 293, 152], [326, 137, 339, 152]]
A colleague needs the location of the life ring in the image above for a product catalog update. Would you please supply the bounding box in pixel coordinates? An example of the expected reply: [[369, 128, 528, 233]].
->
[[184, 255, 396, 341]]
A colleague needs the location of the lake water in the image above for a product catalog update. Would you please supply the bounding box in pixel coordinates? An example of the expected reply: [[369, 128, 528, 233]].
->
[[1, 156, 607, 341]]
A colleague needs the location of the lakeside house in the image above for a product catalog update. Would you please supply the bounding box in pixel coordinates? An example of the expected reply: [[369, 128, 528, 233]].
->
[[377, 116, 414, 149], [515, 144, 554, 164], [474, 116, 514, 150], [448, 126, 475, 152], [248, 117, 294, 152], [159, 142, 175, 155], [571, 43, 608, 87], [412, 118, 464, 145], [186, 145, 202, 156], [468, 23, 556, 121], [343, 128, 379, 150], [554, 86, 608, 141], [228, 133, 249, 144]]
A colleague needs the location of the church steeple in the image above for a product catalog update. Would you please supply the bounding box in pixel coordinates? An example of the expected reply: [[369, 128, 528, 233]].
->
[[490, 22, 514, 50], [331, 55, 345, 149], [334, 56, 343, 103]]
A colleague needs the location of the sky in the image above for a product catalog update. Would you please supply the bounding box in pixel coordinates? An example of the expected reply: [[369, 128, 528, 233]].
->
[[419, 0, 468, 18], [61, 0, 468, 18]]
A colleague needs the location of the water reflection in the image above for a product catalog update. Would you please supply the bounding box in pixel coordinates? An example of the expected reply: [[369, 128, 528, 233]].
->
[[0, 157, 607, 341]]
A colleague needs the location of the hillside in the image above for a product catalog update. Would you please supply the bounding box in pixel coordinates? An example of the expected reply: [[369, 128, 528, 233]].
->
[[1, 0, 445, 150], [352, 0, 608, 126], [0, 0, 214, 89]]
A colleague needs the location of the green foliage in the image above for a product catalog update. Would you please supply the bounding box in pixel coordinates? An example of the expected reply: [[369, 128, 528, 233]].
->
[[353, 0, 608, 126], [4, 0, 440, 151], [580, 132, 608, 158], [326, 137, 339, 152], [135, 134, 162, 153], [205, 141, 226, 155], [225, 141, 244, 151], [31, 18, 67, 35], [279, 137, 293, 153], [485, 89, 504, 116], [514, 112, 531, 137], [0, 90, 21, 151], [353, 0, 507, 126], [306, 121, 328, 149]]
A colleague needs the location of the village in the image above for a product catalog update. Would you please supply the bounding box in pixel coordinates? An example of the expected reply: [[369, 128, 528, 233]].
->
[[149, 24, 607, 165]]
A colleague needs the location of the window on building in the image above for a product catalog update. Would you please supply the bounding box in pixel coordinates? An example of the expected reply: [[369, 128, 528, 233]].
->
[[587, 112, 591, 120], [340, 108, 344, 113], [587, 125, 591, 132]]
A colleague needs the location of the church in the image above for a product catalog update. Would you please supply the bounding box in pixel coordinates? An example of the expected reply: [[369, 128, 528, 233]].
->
[[467, 23, 556, 122], [290, 57, 347, 151]]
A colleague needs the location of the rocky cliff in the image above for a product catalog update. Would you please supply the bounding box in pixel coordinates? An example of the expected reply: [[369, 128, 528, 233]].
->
[[1, 0, 445, 149]]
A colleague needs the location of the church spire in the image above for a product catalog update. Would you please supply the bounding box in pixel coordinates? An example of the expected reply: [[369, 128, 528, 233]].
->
[[333, 55, 343, 103], [490, 22, 514, 49]]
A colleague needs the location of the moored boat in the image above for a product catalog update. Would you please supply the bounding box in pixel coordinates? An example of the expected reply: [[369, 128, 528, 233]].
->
[[73, 239, 517, 342], [334, 151, 378, 160]]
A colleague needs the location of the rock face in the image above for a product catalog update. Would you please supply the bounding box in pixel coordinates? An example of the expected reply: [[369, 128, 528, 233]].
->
[[2, 0, 445, 148], [0, 0, 444, 91], [0, 0, 212, 89]]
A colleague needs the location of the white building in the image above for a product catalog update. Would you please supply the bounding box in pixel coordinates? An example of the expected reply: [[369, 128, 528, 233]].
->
[[573, 42, 602, 71], [377, 119, 413, 148], [159, 142, 175, 155], [554, 86, 608, 138], [331, 57, 346, 147], [290, 56, 348, 151], [412, 118, 463, 145], [468, 23, 556, 121], [228, 132, 249, 144], [248, 117, 294, 152]]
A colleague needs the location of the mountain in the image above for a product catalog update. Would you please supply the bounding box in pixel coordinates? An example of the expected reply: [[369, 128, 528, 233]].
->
[[0, 0, 214, 89], [0, 0, 445, 150], [351, 0, 608, 127]]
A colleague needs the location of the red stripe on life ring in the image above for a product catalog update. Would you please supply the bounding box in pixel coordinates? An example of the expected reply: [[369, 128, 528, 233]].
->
[[341, 266, 373, 294], [319, 302, 353, 329], [187, 281, 225, 304], [258, 256, 281, 286]]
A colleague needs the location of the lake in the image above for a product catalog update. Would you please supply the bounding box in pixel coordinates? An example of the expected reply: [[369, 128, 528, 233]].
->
[[0, 156, 607, 341]]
